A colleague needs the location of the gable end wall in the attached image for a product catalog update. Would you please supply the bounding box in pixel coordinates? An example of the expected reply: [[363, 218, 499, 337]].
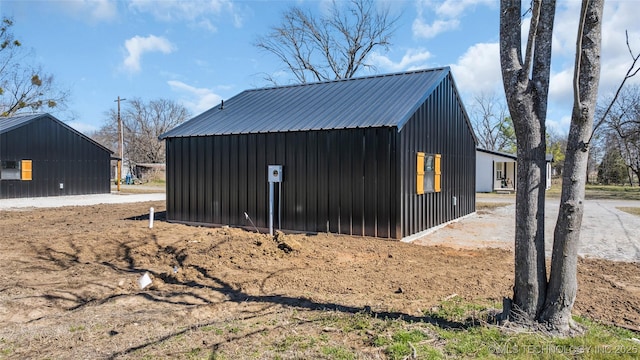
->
[[399, 74, 476, 238], [0, 116, 111, 198]]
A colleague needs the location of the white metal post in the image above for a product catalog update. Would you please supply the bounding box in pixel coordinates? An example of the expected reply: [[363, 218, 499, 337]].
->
[[269, 180, 274, 236]]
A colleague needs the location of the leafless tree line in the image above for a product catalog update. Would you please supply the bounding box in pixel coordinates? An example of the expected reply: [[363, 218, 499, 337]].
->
[[92, 98, 190, 169]]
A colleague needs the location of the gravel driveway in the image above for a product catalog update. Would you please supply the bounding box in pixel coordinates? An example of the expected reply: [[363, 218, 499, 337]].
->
[[413, 196, 640, 262], [0, 192, 165, 210]]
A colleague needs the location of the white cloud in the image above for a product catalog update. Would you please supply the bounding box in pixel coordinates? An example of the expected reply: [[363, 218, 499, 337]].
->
[[546, 115, 572, 135], [450, 42, 502, 95], [548, 67, 574, 110], [128, 0, 244, 30], [68, 121, 99, 135], [547, 0, 640, 129], [599, 1, 640, 92], [57, 0, 117, 22], [168, 80, 222, 114], [412, 18, 459, 39], [435, 0, 494, 18], [413, 0, 494, 39], [369, 48, 432, 72], [89, 0, 117, 21], [122, 35, 176, 73]]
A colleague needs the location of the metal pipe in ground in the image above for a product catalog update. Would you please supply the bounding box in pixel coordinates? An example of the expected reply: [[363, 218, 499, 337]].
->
[[269, 181, 274, 236]]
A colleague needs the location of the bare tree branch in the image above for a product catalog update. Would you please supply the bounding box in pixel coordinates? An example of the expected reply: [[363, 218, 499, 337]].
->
[[255, 0, 398, 84], [590, 30, 640, 141], [0, 16, 70, 117], [93, 98, 190, 167]]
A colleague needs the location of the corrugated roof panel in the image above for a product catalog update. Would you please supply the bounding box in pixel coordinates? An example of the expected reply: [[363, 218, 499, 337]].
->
[[0, 113, 43, 134], [160, 67, 450, 138]]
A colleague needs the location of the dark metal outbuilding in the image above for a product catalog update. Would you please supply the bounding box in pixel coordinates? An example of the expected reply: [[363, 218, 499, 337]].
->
[[0, 113, 112, 199], [160, 67, 477, 240]]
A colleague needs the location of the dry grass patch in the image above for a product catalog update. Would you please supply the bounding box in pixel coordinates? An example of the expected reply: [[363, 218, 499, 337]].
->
[[617, 207, 640, 217], [476, 202, 512, 215]]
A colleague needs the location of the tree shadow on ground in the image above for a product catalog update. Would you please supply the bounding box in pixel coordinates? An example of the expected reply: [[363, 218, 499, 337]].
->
[[30, 229, 482, 359]]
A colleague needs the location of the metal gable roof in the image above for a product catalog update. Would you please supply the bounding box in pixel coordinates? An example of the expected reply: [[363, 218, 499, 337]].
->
[[0, 113, 114, 154], [160, 67, 451, 139], [0, 113, 43, 134]]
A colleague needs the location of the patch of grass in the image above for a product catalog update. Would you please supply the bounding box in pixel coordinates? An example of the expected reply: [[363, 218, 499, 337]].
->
[[477, 202, 512, 211], [0, 338, 14, 356], [186, 347, 203, 359], [585, 184, 640, 200], [546, 182, 640, 200], [320, 310, 374, 334], [146, 179, 166, 186], [343, 311, 373, 332], [373, 328, 441, 359], [68, 325, 85, 332], [431, 314, 640, 359], [200, 325, 224, 335], [321, 345, 356, 359], [617, 207, 640, 217], [226, 325, 241, 334], [437, 326, 502, 358], [273, 335, 317, 353], [183, 301, 639, 359], [509, 324, 635, 358], [208, 352, 228, 360], [420, 297, 639, 359], [385, 329, 432, 359], [426, 296, 494, 323]]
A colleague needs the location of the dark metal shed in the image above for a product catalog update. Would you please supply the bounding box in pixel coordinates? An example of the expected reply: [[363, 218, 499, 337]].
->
[[0, 113, 113, 199], [160, 67, 477, 240]]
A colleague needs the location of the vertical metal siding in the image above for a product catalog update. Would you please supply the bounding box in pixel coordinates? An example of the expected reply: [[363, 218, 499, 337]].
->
[[305, 131, 318, 231], [0, 116, 110, 199], [353, 130, 364, 236], [399, 74, 476, 238], [164, 72, 476, 241], [205, 137, 214, 223], [327, 131, 341, 233], [363, 129, 378, 237], [165, 127, 401, 238]]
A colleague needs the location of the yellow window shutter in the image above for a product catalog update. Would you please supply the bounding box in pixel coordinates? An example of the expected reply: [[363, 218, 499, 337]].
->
[[416, 152, 425, 195], [21, 160, 33, 181], [434, 154, 441, 192]]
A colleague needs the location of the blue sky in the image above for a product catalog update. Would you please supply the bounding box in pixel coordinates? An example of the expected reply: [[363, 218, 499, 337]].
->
[[1, 0, 638, 136]]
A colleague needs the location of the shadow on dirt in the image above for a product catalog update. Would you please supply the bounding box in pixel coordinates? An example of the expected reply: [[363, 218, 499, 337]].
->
[[30, 228, 482, 359], [125, 211, 167, 221]]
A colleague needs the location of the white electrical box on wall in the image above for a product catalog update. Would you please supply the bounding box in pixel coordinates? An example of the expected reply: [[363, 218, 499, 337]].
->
[[268, 165, 283, 183]]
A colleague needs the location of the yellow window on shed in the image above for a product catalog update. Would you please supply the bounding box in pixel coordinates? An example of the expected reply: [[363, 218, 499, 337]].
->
[[416, 152, 425, 195], [434, 154, 441, 192], [21, 160, 32, 181]]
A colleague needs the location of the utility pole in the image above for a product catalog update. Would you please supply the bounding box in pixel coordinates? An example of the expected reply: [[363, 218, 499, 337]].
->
[[114, 96, 126, 191]]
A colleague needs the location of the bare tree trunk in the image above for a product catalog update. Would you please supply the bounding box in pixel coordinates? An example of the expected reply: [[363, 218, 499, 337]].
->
[[540, 0, 604, 333], [512, 122, 548, 319], [499, 0, 555, 320]]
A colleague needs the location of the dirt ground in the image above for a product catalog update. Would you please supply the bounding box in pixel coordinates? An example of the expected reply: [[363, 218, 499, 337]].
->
[[1, 201, 639, 359]]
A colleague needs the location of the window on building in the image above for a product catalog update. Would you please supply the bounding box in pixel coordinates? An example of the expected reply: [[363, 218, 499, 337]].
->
[[1, 160, 21, 180], [496, 162, 504, 180], [417, 152, 442, 194]]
